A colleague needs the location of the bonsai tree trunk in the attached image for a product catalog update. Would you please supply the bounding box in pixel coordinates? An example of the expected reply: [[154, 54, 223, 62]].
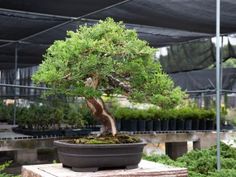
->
[[86, 98, 117, 136], [85, 76, 117, 136]]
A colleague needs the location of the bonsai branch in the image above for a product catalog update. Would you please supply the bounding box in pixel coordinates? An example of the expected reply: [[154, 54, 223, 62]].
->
[[107, 75, 131, 93]]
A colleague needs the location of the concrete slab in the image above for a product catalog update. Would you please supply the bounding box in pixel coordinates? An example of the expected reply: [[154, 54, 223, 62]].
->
[[21, 160, 188, 177]]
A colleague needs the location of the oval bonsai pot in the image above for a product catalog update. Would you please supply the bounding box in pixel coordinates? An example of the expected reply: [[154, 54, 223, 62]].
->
[[54, 140, 146, 172]]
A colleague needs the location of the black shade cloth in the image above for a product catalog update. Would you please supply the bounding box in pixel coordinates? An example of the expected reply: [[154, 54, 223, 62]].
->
[[0, 66, 43, 97], [159, 37, 236, 73], [170, 68, 236, 91], [2, 67, 236, 98], [0, 0, 124, 17], [2, 0, 236, 34]]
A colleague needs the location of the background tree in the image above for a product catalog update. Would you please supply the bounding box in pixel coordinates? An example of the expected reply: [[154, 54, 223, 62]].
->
[[32, 18, 185, 136]]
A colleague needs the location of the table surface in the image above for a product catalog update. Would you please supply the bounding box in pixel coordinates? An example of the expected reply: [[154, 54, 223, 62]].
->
[[22, 160, 188, 177]]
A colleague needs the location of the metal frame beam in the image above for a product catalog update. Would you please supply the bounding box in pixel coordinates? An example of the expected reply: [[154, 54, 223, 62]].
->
[[216, 0, 221, 170], [13, 44, 18, 125]]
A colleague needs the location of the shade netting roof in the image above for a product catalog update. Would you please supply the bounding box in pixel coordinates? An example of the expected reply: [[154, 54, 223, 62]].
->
[[170, 68, 236, 92], [1, 0, 236, 72]]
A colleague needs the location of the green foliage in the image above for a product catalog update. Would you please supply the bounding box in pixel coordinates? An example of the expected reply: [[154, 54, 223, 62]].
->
[[15, 100, 92, 130], [112, 107, 215, 120], [0, 161, 17, 177], [0, 98, 95, 130], [145, 143, 236, 177], [32, 18, 185, 109], [222, 58, 236, 68], [208, 169, 236, 177], [0, 161, 11, 172], [143, 154, 184, 167], [0, 100, 13, 123], [63, 103, 90, 128]]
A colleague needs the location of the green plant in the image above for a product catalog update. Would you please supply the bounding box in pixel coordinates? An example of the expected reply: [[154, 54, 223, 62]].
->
[[208, 169, 236, 177], [32, 18, 185, 135], [112, 106, 215, 121], [144, 142, 236, 177], [0, 161, 18, 177], [0, 102, 13, 123], [63, 103, 88, 128], [143, 154, 184, 167], [16, 101, 90, 130]]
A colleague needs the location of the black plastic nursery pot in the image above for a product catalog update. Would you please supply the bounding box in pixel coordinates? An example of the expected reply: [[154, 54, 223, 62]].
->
[[115, 120, 121, 131], [64, 129, 92, 136], [138, 120, 146, 131], [185, 119, 192, 130], [161, 120, 169, 131], [169, 119, 176, 131], [130, 120, 138, 131], [199, 119, 207, 130], [12, 127, 64, 137], [13, 127, 94, 137], [120, 119, 138, 131], [121, 119, 130, 131], [176, 119, 185, 130], [206, 119, 215, 130], [192, 119, 200, 130], [54, 140, 146, 172], [153, 119, 161, 131], [145, 120, 153, 131]]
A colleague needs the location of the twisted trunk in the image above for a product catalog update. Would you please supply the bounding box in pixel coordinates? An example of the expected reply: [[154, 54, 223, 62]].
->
[[84, 76, 117, 136], [86, 98, 117, 136]]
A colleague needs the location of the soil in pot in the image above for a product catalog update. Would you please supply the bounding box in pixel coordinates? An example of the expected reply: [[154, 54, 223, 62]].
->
[[72, 134, 141, 144]]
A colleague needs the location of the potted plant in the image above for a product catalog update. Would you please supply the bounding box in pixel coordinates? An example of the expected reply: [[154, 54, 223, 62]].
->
[[205, 109, 216, 130], [176, 109, 185, 130], [137, 109, 146, 131], [159, 110, 170, 131], [149, 108, 161, 131], [32, 18, 184, 171], [190, 108, 200, 130], [167, 109, 177, 131]]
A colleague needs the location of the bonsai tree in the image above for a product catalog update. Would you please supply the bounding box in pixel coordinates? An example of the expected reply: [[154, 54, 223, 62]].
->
[[32, 18, 185, 136]]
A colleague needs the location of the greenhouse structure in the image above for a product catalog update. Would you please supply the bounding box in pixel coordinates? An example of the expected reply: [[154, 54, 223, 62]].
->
[[1, 0, 236, 176]]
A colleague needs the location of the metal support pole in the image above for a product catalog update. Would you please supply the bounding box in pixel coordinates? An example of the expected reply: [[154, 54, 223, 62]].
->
[[0, 83, 49, 90], [13, 44, 18, 125], [216, 0, 221, 170], [201, 92, 204, 108]]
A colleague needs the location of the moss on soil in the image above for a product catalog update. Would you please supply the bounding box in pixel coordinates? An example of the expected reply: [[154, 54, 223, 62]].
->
[[71, 134, 141, 144]]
